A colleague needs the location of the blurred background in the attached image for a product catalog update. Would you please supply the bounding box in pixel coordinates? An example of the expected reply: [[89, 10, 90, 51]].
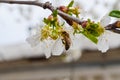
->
[[0, 0, 120, 80]]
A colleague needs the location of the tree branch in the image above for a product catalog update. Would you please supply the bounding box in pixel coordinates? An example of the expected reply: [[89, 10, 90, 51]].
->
[[0, 0, 82, 24], [0, 0, 120, 34], [105, 21, 120, 34]]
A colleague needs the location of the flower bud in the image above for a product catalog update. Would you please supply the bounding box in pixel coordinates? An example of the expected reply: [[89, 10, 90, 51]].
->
[[81, 21, 87, 28], [48, 15, 54, 21], [59, 6, 68, 13]]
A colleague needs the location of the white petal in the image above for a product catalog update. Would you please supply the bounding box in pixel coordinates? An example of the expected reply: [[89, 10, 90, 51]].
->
[[100, 14, 111, 27], [70, 34, 81, 49], [52, 38, 64, 56], [97, 33, 109, 53], [26, 33, 40, 47], [44, 47, 51, 58], [43, 40, 54, 58]]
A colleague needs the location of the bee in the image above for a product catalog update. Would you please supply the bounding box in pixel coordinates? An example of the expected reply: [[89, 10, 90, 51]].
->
[[115, 21, 120, 28], [61, 31, 71, 50]]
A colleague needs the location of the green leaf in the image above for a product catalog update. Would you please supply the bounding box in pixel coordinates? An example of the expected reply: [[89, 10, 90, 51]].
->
[[43, 18, 49, 24], [90, 30, 100, 37], [82, 31, 98, 44], [67, 0, 74, 8], [52, 10, 58, 17], [91, 23, 99, 28], [109, 10, 120, 18]]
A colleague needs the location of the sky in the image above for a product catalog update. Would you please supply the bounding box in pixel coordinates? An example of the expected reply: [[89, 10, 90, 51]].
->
[[0, 0, 119, 61]]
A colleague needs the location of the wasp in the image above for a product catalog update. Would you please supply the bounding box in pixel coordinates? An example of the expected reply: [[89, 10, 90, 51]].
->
[[61, 31, 71, 50]]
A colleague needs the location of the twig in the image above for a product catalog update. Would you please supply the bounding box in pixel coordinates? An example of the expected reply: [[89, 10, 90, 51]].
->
[[0, 1, 82, 24], [0, 0, 120, 34], [105, 21, 120, 34]]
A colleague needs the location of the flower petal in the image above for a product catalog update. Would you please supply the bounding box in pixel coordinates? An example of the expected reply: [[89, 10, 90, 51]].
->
[[44, 47, 51, 58], [70, 34, 81, 49], [26, 33, 40, 47], [43, 40, 54, 58], [52, 38, 64, 56], [100, 14, 111, 27], [97, 33, 109, 53]]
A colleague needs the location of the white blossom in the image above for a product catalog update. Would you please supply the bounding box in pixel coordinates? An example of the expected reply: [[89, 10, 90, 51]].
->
[[97, 33, 109, 53], [52, 38, 64, 56], [26, 27, 42, 47], [97, 14, 111, 53], [64, 28, 83, 62], [100, 14, 111, 27], [26, 27, 64, 58]]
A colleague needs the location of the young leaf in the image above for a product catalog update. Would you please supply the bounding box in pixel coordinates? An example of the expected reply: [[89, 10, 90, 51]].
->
[[67, 0, 74, 8], [43, 18, 49, 24], [52, 10, 58, 17], [82, 31, 98, 44], [109, 10, 120, 18]]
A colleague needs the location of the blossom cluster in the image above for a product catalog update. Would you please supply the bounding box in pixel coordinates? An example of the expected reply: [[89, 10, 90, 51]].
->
[[26, 0, 120, 58]]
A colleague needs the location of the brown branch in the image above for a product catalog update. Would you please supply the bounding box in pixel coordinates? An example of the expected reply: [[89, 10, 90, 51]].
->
[[105, 21, 120, 34], [0, 0, 120, 34], [0, 0, 82, 24]]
